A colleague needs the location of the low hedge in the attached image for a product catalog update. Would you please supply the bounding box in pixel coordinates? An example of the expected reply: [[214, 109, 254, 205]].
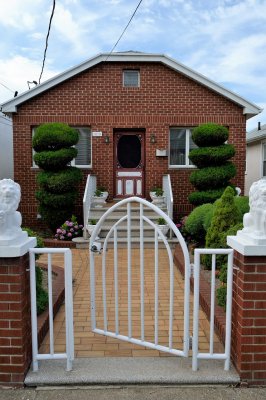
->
[[37, 167, 82, 193], [34, 148, 78, 170], [189, 144, 235, 168], [33, 123, 79, 151], [190, 162, 236, 190], [184, 203, 213, 243], [192, 123, 229, 147]]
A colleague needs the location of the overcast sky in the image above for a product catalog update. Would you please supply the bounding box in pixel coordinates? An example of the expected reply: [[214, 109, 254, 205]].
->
[[0, 0, 265, 131]]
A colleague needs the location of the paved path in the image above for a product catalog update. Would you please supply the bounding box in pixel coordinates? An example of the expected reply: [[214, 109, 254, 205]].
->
[[39, 248, 223, 357]]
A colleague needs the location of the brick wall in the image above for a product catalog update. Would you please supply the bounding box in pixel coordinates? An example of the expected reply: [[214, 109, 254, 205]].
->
[[0, 254, 32, 386], [231, 251, 266, 385], [12, 61, 246, 228]]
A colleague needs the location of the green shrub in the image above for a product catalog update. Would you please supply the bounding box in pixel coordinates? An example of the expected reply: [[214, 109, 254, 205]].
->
[[36, 190, 77, 208], [189, 144, 235, 168], [22, 227, 44, 249], [188, 188, 225, 206], [190, 162, 236, 190], [33, 123, 82, 229], [34, 148, 78, 170], [184, 203, 213, 244], [188, 123, 236, 206], [205, 187, 240, 269], [216, 285, 227, 309], [33, 123, 79, 151], [37, 168, 82, 193], [36, 266, 48, 315], [192, 123, 229, 147], [234, 196, 249, 218]]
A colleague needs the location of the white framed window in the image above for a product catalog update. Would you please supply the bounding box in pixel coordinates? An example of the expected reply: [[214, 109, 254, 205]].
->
[[169, 127, 197, 168], [262, 142, 266, 177], [123, 70, 140, 87], [32, 126, 92, 168]]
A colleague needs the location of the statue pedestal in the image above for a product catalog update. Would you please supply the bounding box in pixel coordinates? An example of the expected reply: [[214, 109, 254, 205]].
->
[[0, 236, 37, 257]]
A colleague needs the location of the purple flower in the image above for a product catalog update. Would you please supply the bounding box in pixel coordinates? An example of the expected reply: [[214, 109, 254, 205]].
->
[[60, 235, 65, 240], [70, 228, 74, 232], [67, 232, 72, 237], [79, 225, 83, 228], [62, 229, 66, 235], [74, 225, 79, 229], [56, 229, 62, 234]]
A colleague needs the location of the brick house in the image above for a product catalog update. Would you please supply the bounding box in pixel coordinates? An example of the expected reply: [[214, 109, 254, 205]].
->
[[1, 52, 261, 228]]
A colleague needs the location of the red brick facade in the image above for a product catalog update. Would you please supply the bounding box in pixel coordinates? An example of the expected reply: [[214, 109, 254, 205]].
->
[[12, 61, 246, 228], [231, 251, 266, 386], [0, 254, 32, 386]]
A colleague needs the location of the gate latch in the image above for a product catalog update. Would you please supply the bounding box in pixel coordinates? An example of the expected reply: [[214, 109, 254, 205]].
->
[[90, 241, 102, 254]]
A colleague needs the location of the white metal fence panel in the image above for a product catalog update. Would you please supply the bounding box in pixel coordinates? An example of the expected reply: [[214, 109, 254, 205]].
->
[[89, 196, 191, 358], [162, 174, 173, 239], [83, 174, 97, 239], [192, 248, 233, 371], [29, 248, 74, 372]]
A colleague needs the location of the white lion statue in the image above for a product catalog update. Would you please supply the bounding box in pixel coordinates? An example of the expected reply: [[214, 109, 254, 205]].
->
[[0, 179, 27, 244], [241, 178, 266, 239]]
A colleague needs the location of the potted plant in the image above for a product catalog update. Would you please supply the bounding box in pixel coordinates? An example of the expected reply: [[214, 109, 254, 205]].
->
[[97, 186, 108, 201], [150, 187, 165, 206], [156, 217, 169, 237], [92, 189, 106, 208], [87, 219, 100, 239]]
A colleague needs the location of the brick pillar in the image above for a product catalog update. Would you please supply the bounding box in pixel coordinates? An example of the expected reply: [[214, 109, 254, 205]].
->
[[0, 254, 32, 386], [228, 236, 266, 386]]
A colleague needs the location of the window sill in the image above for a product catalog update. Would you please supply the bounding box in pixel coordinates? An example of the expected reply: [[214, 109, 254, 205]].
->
[[168, 165, 196, 169]]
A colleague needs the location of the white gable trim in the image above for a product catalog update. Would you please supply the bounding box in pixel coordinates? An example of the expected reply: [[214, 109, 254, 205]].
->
[[1, 52, 262, 118]]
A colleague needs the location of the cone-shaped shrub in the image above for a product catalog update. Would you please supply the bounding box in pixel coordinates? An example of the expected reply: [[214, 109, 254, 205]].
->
[[33, 123, 82, 230], [188, 123, 236, 205]]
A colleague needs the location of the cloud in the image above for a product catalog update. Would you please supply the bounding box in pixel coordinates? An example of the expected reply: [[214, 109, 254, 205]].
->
[[0, 0, 44, 30], [0, 56, 58, 104]]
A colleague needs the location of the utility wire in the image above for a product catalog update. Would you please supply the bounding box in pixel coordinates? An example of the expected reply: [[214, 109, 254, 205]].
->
[[105, 0, 143, 61], [38, 0, 56, 84], [0, 81, 14, 93], [0, 120, 12, 127], [0, 115, 12, 123]]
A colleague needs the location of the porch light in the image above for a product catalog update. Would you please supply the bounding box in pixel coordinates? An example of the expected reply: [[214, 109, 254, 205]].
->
[[150, 134, 156, 144], [104, 135, 110, 144]]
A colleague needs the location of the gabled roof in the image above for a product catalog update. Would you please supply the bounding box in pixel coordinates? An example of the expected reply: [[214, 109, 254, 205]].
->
[[246, 124, 266, 143], [1, 51, 262, 118]]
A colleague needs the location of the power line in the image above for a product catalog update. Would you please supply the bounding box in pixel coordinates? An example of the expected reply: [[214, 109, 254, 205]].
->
[[0, 115, 12, 123], [0, 81, 14, 93], [105, 0, 143, 62], [39, 0, 56, 84], [0, 120, 12, 127]]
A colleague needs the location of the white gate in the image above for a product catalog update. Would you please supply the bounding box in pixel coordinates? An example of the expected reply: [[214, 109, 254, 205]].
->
[[89, 197, 234, 370], [89, 197, 191, 357]]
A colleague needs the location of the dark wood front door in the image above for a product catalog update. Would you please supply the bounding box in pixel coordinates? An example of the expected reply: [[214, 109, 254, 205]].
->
[[114, 132, 145, 197]]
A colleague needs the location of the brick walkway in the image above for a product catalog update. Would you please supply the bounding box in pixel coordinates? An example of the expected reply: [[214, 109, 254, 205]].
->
[[39, 248, 224, 357]]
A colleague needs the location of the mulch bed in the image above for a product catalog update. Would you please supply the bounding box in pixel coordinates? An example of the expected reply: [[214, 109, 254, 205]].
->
[[174, 244, 226, 345]]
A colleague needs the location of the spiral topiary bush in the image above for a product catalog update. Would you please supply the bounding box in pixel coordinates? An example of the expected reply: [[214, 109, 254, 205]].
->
[[33, 123, 82, 230], [188, 123, 237, 205]]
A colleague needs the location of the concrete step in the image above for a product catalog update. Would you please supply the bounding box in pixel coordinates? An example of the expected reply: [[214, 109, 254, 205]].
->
[[25, 357, 240, 386]]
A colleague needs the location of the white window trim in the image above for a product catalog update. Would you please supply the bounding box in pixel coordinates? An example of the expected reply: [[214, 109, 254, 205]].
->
[[168, 127, 197, 169], [123, 70, 140, 88], [32, 126, 92, 169]]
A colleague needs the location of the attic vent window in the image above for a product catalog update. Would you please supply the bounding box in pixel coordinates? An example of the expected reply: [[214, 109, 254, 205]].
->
[[123, 70, 140, 87]]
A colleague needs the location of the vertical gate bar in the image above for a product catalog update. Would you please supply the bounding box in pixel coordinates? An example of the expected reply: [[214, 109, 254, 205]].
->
[[29, 250, 39, 372], [102, 243, 107, 332], [140, 204, 145, 341], [64, 250, 73, 370], [127, 202, 132, 338], [192, 250, 200, 371], [169, 256, 174, 349], [114, 226, 119, 335], [90, 248, 96, 330], [224, 250, 233, 371], [209, 254, 216, 355], [48, 253, 54, 355], [154, 230, 159, 345]]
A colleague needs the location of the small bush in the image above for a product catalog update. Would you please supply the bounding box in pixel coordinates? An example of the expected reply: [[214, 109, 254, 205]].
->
[[216, 285, 227, 309], [33, 123, 79, 151], [192, 123, 229, 147], [234, 196, 249, 217], [189, 144, 235, 168], [184, 203, 213, 244], [157, 217, 166, 225], [36, 190, 77, 208], [39, 205, 73, 231], [36, 266, 48, 315]]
